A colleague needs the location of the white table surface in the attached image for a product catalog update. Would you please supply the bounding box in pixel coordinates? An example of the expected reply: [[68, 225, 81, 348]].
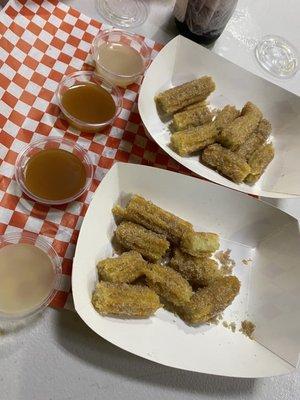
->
[[1, 1, 300, 399]]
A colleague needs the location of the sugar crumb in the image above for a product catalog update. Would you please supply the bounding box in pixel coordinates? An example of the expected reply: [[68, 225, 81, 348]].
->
[[240, 320, 255, 339], [222, 321, 229, 328], [229, 322, 236, 332], [209, 314, 223, 325], [222, 321, 236, 332], [242, 258, 252, 266], [215, 249, 235, 275]]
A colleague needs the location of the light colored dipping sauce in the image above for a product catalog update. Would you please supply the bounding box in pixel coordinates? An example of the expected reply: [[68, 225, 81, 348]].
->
[[95, 42, 144, 87], [24, 148, 87, 202], [61, 82, 116, 126], [0, 244, 54, 315]]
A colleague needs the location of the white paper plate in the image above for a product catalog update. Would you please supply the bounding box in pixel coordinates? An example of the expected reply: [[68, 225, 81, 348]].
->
[[73, 163, 300, 378], [138, 36, 300, 198]]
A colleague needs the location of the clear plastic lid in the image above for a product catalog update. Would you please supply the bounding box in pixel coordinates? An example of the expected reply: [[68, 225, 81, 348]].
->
[[255, 35, 298, 79], [97, 0, 148, 28]]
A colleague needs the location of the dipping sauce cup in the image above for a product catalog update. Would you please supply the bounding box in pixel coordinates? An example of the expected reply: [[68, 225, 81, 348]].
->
[[91, 29, 151, 87], [56, 71, 122, 132], [15, 137, 94, 205], [0, 232, 61, 321]]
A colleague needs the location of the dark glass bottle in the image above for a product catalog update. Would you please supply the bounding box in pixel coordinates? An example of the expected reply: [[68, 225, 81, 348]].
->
[[174, 0, 238, 45]]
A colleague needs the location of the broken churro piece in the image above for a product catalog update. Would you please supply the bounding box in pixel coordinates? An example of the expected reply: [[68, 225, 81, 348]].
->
[[202, 144, 251, 183], [218, 102, 263, 150], [115, 221, 170, 262], [145, 263, 193, 306], [180, 231, 220, 256], [170, 248, 222, 288], [97, 251, 146, 283], [235, 118, 271, 160], [176, 276, 240, 324], [171, 122, 218, 156], [92, 281, 161, 317], [155, 76, 216, 117]]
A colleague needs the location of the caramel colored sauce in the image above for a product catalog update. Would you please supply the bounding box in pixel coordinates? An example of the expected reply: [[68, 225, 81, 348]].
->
[[0, 244, 54, 314], [24, 148, 87, 201], [61, 82, 116, 124]]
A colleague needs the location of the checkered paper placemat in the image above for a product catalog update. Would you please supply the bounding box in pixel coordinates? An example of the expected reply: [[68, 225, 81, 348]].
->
[[0, 0, 194, 309]]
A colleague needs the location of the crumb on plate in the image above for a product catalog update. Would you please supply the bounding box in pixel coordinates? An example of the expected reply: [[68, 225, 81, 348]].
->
[[209, 314, 223, 325], [215, 249, 236, 275], [222, 321, 236, 332], [240, 320, 256, 339]]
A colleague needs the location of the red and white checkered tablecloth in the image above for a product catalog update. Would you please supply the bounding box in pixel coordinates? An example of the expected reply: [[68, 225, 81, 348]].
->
[[0, 0, 194, 309]]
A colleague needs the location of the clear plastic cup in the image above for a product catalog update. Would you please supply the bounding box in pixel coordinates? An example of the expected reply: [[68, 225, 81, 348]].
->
[[56, 70, 122, 132], [0, 232, 61, 321], [91, 29, 151, 87], [15, 137, 94, 205]]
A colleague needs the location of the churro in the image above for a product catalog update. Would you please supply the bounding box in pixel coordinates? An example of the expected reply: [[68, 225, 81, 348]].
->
[[145, 263, 193, 306], [235, 118, 271, 160], [97, 251, 146, 283], [219, 102, 263, 150], [184, 100, 206, 111], [180, 231, 220, 256], [202, 144, 251, 183], [176, 276, 240, 324], [171, 104, 213, 131], [170, 248, 222, 288], [115, 221, 169, 262], [245, 143, 275, 184], [171, 122, 218, 156], [214, 105, 240, 130], [113, 194, 193, 244], [155, 76, 216, 117], [92, 281, 161, 317]]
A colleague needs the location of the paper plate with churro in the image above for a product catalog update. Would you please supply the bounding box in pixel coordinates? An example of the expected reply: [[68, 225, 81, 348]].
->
[[72, 163, 300, 378], [138, 36, 300, 198]]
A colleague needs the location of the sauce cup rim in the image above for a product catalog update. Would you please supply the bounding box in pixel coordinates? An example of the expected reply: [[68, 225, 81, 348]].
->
[[15, 137, 94, 206]]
